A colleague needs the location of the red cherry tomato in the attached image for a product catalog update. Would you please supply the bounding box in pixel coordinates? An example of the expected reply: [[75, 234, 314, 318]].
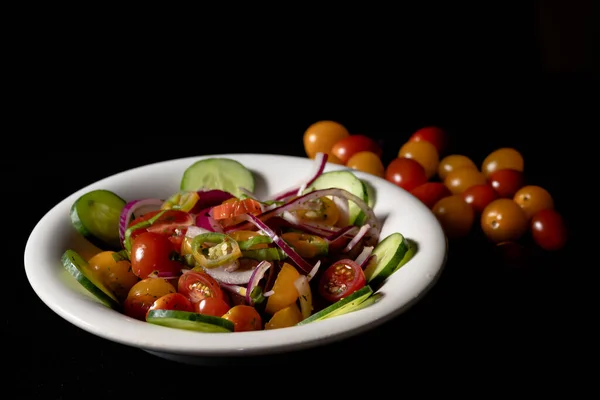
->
[[408, 125, 447, 155], [128, 209, 195, 251], [530, 209, 567, 251], [130, 231, 185, 279], [318, 258, 366, 303], [123, 278, 176, 321], [462, 184, 498, 214], [410, 182, 451, 209], [385, 157, 428, 192], [194, 297, 231, 317], [330, 134, 382, 165], [221, 305, 263, 332], [177, 270, 228, 304], [146, 292, 194, 319], [488, 168, 525, 198]]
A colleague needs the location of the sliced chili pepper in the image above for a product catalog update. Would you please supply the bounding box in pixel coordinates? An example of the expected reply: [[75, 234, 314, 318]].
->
[[191, 232, 242, 268], [242, 248, 287, 261]]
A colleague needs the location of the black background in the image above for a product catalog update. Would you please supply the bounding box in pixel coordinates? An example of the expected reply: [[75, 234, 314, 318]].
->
[[7, 1, 597, 398]]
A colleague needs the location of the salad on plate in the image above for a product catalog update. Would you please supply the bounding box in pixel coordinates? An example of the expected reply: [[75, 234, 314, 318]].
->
[[62, 153, 414, 333]]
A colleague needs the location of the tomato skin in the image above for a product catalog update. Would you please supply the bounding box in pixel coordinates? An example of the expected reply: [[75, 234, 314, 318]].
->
[[438, 154, 478, 181], [130, 232, 184, 279], [318, 258, 366, 303], [87, 250, 139, 302], [385, 157, 428, 192], [481, 198, 528, 243], [481, 147, 524, 178], [331, 134, 382, 165], [303, 120, 350, 161], [444, 167, 487, 195], [409, 125, 447, 155], [129, 209, 194, 246], [530, 209, 567, 251], [410, 182, 451, 209], [221, 305, 263, 332], [462, 184, 498, 214], [398, 140, 439, 179], [123, 278, 176, 321], [432, 195, 475, 239], [513, 185, 554, 220], [194, 297, 231, 317], [177, 270, 227, 304], [146, 292, 194, 319], [488, 168, 525, 198], [346, 151, 385, 178]]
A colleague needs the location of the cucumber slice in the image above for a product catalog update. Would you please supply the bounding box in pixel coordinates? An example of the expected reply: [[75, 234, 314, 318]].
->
[[303, 170, 367, 225], [296, 285, 373, 325], [70, 189, 127, 250], [61, 249, 120, 309], [180, 158, 255, 198], [146, 309, 234, 333], [352, 292, 383, 312], [364, 232, 409, 288], [362, 179, 375, 208]]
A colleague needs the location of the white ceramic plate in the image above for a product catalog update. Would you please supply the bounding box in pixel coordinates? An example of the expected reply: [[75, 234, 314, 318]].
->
[[24, 154, 447, 362]]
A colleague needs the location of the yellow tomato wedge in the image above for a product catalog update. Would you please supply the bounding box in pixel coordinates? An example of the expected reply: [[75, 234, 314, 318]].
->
[[265, 262, 300, 315]]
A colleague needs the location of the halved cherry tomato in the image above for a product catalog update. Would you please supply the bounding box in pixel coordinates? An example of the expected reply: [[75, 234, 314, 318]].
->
[[130, 231, 185, 279], [177, 270, 227, 304], [293, 196, 339, 226], [221, 305, 263, 332], [128, 209, 194, 248], [146, 292, 194, 319], [318, 258, 366, 303], [281, 232, 329, 258], [228, 230, 271, 249], [194, 297, 231, 317]]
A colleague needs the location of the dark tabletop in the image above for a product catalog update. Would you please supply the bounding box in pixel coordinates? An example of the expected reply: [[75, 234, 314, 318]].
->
[[8, 5, 595, 397]]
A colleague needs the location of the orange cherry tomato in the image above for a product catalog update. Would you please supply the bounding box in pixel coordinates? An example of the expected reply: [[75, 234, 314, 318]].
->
[[410, 182, 451, 209], [461, 184, 498, 214], [123, 278, 176, 321], [438, 154, 478, 181], [488, 168, 525, 198], [346, 150, 385, 178], [221, 305, 263, 332], [481, 198, 528, 243], [444, 167, 487, 195], [146, 292, 194, 319], [481, 147, 524, 178], [397, 140, 439, 179], [513, 185, 554, 220], [303, 120, 350, 161], [408, 125, 447, 155], [432, 195, 475, 239], [331, 134, 382, 165], [385, 157, 428, 192]]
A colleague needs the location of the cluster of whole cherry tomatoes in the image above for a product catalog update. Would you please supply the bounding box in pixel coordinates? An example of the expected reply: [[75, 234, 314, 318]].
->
[[302, 120, 567, 252]]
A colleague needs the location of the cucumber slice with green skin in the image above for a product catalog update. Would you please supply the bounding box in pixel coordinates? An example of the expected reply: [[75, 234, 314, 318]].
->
[[303, 170, 367, 225], [296, 285, 373, 325], [180, 158, 255, 198], [351, 292, 383, 312], [146, 309, 234, 333], [364, 232, 409, 288], [61, 249, 120, 309], [70, 189, 127, 250], [392, 238, 416, 274]]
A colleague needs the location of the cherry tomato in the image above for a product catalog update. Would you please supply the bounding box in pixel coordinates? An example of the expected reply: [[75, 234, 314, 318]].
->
[[444, 167, 487, 195], [87, 250, 139, 302], [385, 157, 428, 192], [346, 150, 385, 178], [303, 120, 350, 161], [128, 209, 195, 250], [461, 184, 498, 214], [481, 147, 524, 178], [530, 209, 567, 251], [397, 140, 439, 179], [488, 168, 525, 198], [293, 196, 340, 226], [481, 198, 528, 243], [146, 292, 194, 319], [408, 125, 447, 154], [123, 277, 176, 321], [318, 258, 366, 303], [513, 185, 554, 220], [177, 270, 227, 304], [331, 134, 382, 165], [410, 182, 451, 209], [438, 154, 478, 181], [130, 231, 184, 279], [194, 297, 231, 317], [432, 195, 475, 239], [221, 305, 263, 332]]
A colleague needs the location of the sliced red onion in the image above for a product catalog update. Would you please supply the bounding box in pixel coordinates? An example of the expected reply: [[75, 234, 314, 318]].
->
[[331, 196, 350, 227], [185, 225, 211, 238], [201, 259, 259, 285], [306, 260, 321, 281], [195, 207, 224, 232], [354, 245, 374, 267], [343, 224, 370, 252], [294, 275, 313, 319], [189, 189, 234, 214], [118, 198, 164, 246], [243, 213, 314, 274], [220, 283, 247, 297], [267, 152, 328, 201], [245, 260, 272, 305]]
